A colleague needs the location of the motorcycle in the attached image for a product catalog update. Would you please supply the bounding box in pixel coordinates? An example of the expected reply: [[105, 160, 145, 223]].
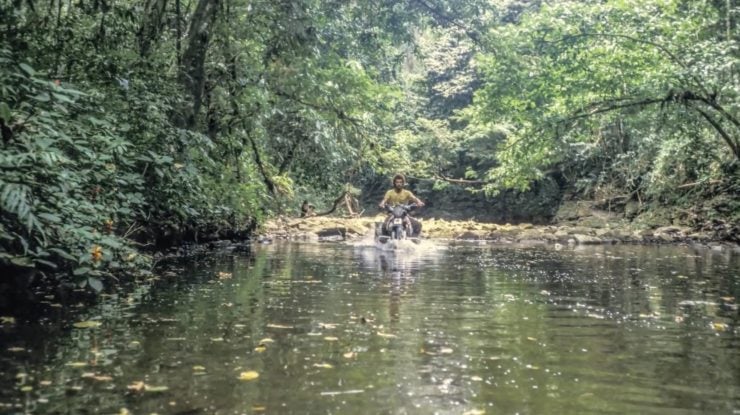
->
[[375, 203, 421, 245]]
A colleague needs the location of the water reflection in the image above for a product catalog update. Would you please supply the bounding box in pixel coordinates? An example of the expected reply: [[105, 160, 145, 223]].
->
[[0, 242, 738, 414]]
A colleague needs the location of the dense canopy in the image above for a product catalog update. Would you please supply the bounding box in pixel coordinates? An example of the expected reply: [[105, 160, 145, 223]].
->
[[1, 0, 738, 287]]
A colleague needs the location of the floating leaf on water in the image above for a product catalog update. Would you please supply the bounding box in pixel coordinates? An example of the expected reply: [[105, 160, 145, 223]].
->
[[320, 389, 365, 396], [254, 346, 267, 353], [324, 336, 339, 342], [129, 341, 141, 347], [127, 381, 145, 392], [73, 320, 102, 329], [238, 371, 259, 381], [266, 323, 294, 329], [343, 352, 357, 359], [193, 365, 206, 371], [258, 338, 274, 344], [65, 362, 88, 367], [252, 406, 266, 412], [440, 347, 453, 354], [313, 363, 334, 369], [93, 375, 113, 382], [377, 332, 397, 338], [0, 316, 16, 325], [234, 324, 246, 328], [712, 322, 729, 332]]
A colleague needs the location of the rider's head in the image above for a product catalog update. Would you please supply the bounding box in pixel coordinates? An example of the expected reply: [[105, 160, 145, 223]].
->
[[392, 173, 405, 190]]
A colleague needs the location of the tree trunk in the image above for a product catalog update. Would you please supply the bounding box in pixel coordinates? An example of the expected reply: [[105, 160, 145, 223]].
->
[[137, 0, 169, 57], [176, 0, 219, 129]]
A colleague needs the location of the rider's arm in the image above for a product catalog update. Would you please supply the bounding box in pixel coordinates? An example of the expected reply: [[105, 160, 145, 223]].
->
[[379, 191, 390, 208], [410, 192, 425, 207]]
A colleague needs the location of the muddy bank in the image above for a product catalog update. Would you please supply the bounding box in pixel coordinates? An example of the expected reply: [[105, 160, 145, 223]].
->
[[259, 211, 738, 248]]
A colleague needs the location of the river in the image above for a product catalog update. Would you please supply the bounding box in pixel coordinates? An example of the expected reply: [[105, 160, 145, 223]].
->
[[1, 241, 739, 414]]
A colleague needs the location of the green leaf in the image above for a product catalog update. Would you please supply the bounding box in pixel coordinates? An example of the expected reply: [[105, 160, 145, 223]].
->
[[38, 213, 62, 223], [0, 102, 10, 121], [34, 258, 58, 269], [19, 63, 35, 76], [10, 256, 34, 268], [73, 267, 92, 276], [87, 277, 103, 292], [48, 247, 76, 261]]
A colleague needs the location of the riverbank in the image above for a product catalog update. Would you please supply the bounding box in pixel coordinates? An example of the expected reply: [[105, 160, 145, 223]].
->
[[259, 211, 739, 248]]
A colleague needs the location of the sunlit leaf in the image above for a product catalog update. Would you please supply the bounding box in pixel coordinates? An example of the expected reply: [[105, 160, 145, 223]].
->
[[712, 322, 729, 332], [266, 323, 294, 329], [238, 371, 260, 381], [127, 381, 145, 392], [73, 320, 102, 329], [0, 316, 16, 325]]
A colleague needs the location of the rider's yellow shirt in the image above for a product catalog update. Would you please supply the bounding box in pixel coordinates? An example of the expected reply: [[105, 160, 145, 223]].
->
[[383, 189, 416, 205]]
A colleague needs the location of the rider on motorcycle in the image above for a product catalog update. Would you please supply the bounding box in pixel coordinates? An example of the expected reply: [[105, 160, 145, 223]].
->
[[378, 174, 425, 237]]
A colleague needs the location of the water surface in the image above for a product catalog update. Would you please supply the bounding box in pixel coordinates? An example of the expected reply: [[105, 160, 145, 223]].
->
[[1, 242, 739, 414]]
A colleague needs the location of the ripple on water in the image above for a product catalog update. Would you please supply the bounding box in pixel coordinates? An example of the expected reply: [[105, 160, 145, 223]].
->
[[0, 242, 738, 414]]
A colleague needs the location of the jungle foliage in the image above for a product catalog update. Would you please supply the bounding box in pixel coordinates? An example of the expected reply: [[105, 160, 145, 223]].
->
[[386, 0, 738, 233], [1, 0, 738, 290]]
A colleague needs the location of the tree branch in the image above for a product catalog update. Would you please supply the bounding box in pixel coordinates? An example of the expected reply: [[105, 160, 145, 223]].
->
[[693, 106, 739, 159], [433, 173, 487, 185], [273, 89, 363, 126], [409, 0, 485, 49]]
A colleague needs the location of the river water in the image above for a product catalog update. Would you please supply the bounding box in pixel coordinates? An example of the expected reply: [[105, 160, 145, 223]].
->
[[1, 241, 739, 414]]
